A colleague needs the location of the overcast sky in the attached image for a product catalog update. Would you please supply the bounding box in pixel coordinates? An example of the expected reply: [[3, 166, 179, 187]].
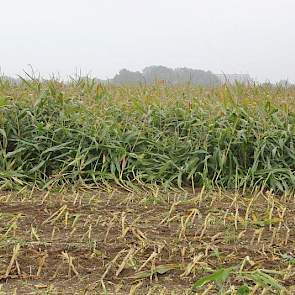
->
[[1, 0, 294, 82]]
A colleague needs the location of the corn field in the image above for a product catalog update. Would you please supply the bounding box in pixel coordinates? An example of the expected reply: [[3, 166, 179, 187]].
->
[[1, 77, 295, 192]]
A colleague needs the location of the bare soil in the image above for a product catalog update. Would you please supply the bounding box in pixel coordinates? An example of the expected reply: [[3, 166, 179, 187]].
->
[[0, 187, 294, 294]]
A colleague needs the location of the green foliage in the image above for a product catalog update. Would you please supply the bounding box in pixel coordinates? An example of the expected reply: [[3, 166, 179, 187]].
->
[[237, 285, 250, 295], [1, 81, 295, 191], [192, 268, 285, 293], [243, 270, 285, 291], [191, 267, 232, 290]]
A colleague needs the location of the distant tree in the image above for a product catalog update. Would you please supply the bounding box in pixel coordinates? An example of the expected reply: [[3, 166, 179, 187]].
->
[[174, 68, 220, 86], [142, 66, 176, 84], [108, 66, 240, 86], [142, 66, 220, 85], [112, 69, 144, 85]]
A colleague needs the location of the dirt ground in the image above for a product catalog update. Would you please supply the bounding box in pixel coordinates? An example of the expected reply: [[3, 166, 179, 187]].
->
[[0, 186, 294, 294]]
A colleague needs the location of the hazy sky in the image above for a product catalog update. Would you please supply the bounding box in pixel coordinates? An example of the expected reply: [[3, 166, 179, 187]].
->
[[1, 0, 294, 82]]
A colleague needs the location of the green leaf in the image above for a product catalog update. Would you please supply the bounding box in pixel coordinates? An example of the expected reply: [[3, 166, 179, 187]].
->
[[244, 270, 284, 291], [6, 147, 27, 158], [237, 284, 250, 295], [28, 160, 46, 173], [192, 268, 232, 290], [41, 142, 71, 155]]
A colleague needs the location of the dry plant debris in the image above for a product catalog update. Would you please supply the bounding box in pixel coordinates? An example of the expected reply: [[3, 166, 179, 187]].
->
[[0, 187, 294, 294]]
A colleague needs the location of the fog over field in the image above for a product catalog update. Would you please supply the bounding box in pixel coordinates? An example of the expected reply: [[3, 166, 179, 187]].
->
[[1, 0, 295, 82]]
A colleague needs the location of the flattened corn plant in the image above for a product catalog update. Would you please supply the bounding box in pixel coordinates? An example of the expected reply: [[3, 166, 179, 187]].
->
[[1, 77, 295, 191]]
